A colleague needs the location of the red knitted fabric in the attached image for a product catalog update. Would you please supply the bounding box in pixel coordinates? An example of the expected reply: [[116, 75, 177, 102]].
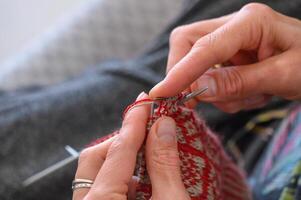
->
[[90, 94, 251, 200]]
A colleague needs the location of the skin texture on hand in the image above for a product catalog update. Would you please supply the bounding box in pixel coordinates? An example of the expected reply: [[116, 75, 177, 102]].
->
[[72, 93, 190, 200], [73, 93, 150, 200], [150, 3, 301, 113]]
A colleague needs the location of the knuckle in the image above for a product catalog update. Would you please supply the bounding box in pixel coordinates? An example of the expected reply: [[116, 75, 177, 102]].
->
[[122, 111, 139, 131], [107, 136, 124, 156], [223, 68, 245, 97], [170, 25, 189, 43], [107, 134, 134, 157], [122, 113, 133, 128], [150, 148, 180, 171], [240, 3, 275, 48], [203, 33, 219, 50], [194, 32, 224, 63], [242, 3, 274, 19], [78, 147, 94, 164], [210, 67, 245, 98]]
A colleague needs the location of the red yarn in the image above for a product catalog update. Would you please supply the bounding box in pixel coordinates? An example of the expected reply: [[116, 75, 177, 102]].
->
[[123, 98, 153, 119], [89, 94, 251, 200]]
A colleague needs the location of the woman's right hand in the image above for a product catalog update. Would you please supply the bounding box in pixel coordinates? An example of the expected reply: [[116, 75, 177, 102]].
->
[[150, 3, 301, 113]]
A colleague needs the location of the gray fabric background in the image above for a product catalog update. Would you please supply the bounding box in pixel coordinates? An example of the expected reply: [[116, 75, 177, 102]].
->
[[0, 0, 182, 90], [0, 0, 300, 199]]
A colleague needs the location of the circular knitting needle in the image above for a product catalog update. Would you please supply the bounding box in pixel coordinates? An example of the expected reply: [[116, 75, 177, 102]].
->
[[180, 86, 208, 104]]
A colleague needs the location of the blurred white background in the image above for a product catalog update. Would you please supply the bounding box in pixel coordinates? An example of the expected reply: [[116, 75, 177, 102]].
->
[[0, 0, 181, 90], [0, 0, 84, 63]]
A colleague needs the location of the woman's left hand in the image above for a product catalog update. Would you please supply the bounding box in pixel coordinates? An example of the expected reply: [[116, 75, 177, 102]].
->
[[72, 92, 190, 200]]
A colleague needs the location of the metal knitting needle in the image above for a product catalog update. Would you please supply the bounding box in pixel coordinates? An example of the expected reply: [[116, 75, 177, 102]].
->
[[22, 145, 80, 187], [150, 102, 155, 118], [180, 86, 208, 104], [150, 86, 209, 117]]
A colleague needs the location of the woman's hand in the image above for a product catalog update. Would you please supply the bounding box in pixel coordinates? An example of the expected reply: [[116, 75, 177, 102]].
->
[[72, 93, 190, 200], [150, 3, 301, 113]]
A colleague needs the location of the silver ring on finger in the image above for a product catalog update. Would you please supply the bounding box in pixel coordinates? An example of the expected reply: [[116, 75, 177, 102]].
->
[[72, 179, 94, 191]]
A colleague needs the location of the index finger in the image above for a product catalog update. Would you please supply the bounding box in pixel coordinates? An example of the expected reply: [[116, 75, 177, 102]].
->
[[89, 93, 150, 195], [167, 13, 235, 72], [150, 8, 264, 98]]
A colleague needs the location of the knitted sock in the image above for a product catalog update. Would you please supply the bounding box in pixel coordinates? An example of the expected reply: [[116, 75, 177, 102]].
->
[[89, 94, 251, 200]]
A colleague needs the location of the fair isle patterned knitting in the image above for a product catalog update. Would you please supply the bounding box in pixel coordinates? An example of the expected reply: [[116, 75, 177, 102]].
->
[[90, 94, 251, 200]]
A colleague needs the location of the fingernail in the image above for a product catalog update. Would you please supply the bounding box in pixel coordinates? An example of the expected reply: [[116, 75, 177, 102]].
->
[[149, 82, 162, 98], [244, 96, 265, 105], [149, 79, 168, 98], [197, 75, 216, 98], [136, 91, 146, 100], [156, 117, 176, 143]]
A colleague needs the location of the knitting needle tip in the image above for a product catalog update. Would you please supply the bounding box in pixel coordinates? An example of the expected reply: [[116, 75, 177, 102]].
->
[[181, 86, 208, 103]]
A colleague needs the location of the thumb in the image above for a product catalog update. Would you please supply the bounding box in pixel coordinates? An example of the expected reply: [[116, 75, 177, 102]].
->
[[194, 50, 299, 102], [146, 117, 190, 200], [193, 63, 266, 102]]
